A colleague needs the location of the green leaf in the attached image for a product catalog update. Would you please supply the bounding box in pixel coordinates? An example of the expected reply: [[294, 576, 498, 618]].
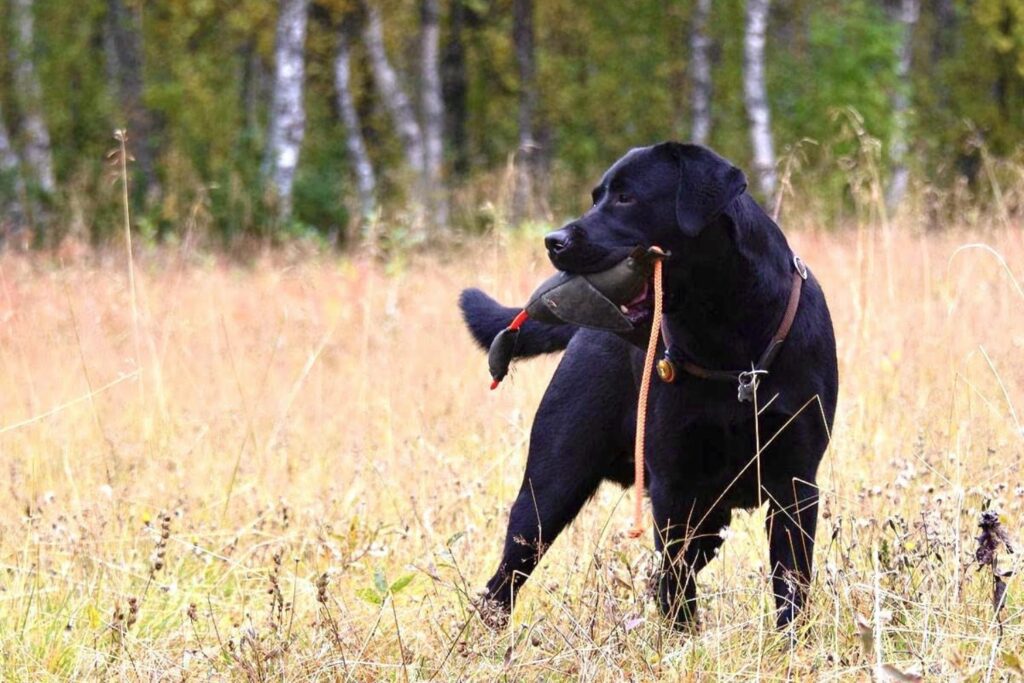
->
[[1003, 651, 1023, 675], [356, 587, 382, 606], [373, 568, 388, 595], [389, 574, 414, 594], [446, 531, 466, 547]]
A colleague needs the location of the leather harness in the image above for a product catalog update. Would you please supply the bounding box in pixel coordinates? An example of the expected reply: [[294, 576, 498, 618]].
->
[[655, 255, 809, 402]]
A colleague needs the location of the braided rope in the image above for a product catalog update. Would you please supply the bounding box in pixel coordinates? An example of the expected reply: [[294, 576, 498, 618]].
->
[[627, 256, 663, 538]]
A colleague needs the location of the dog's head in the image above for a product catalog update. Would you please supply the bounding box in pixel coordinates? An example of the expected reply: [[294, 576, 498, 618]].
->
[[545, 142, 747, 273]]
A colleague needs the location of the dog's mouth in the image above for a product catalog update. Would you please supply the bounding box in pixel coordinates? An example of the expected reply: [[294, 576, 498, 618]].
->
[[618, 279, 653, 325]]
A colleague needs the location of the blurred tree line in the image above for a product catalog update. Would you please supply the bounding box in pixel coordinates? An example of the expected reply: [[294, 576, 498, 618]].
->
[[0, 0, 1022, 249]]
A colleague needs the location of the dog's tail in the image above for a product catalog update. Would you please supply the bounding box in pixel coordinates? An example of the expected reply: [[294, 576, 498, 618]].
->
[[459, 288, 576, 357]]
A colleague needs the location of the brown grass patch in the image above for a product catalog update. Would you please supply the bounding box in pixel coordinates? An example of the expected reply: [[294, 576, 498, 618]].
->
[[0, 223, 1021, 679]]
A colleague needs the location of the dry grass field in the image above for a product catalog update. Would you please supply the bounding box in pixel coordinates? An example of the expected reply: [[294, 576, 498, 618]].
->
[[0, 221, 1022, 680]]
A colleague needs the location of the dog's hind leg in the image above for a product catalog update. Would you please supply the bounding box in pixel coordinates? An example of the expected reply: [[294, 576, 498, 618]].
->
[[480, 333, 634, 627], [764, 476, 818, 628]]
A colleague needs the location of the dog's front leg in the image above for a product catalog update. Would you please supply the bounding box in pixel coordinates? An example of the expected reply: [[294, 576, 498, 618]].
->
[[649, 476, 730, 629]]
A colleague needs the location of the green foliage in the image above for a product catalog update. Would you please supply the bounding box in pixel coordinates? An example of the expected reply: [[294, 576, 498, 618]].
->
[[772, 0, 900, 155], [538, 0, 680, 179], [0, 0, 1022, 244], [357, 566, 415, 605]]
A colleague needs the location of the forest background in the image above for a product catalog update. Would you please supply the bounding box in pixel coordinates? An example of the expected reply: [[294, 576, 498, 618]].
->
[[0, 0, 1021, 250]]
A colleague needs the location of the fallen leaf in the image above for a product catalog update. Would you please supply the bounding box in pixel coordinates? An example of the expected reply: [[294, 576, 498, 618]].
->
[[855, 614, 873, 656], [879, 663, 923, 682], [1002, 650, 1023, 675], [624, 616, 645, 632]]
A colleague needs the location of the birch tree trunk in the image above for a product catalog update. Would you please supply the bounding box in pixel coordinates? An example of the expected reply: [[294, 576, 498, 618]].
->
[[11, 0, 55, 195], [0, 105, 26, 228], [690, 0, 712, 145], [334, 22, 377, 231], [511, 0, 538, 225], [362, 2, 429, 238], [263, 0, 310, 220], [105, 0, 159, 196], [743, 0, 776, 198], [421, 0, 448, 229], [886, 0, 919, 211]]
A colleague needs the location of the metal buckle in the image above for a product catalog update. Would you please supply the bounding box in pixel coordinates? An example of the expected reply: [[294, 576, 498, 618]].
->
[[793, 255, 808, 280], [737, 369, 767, 403], [656, 357, 677, 383]]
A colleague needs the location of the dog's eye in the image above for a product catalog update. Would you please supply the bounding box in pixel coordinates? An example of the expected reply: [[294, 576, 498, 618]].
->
[[616, 193, 635, 205]]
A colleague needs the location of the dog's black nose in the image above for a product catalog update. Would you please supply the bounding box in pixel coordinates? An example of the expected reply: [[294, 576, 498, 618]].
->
[[545, 226, 576, 255]]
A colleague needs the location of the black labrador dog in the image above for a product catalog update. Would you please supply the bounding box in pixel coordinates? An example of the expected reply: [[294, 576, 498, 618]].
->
[[460, 142, 838, 629]]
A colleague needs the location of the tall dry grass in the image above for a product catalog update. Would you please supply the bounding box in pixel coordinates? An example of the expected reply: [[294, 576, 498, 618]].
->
[[0, 218, 1021, 680]]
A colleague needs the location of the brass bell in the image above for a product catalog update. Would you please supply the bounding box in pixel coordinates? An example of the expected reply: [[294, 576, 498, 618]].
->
[[656, 357, 676, 383]]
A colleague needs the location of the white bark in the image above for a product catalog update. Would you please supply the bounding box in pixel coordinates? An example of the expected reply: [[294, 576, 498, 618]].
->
[[362, 2, 428, 236], [263, 0, 310, 219], [11, 0, 55, 195], [0, 104, 25, 224], [690, 0, 712, 145], [886, 0, 919, 211], [363, 4, 425, 179], [743, 0, 776, 197], [334, 28, 377, 225], [421, 0, 448, 228]]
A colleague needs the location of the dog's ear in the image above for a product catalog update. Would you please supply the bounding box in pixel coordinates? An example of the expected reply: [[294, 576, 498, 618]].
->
[[657, 142, 747, 236]]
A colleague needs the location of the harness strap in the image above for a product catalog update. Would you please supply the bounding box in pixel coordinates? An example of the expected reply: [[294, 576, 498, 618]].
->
[[658, 256, 807, 400], [627, 253, 809, 538]]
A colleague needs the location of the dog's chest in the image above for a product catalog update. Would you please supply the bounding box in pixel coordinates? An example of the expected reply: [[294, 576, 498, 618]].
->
[[646, 401, 771, 507]]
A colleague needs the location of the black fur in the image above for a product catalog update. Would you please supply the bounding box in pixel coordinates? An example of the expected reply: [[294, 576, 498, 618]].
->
[[459, 287, 577, 356], [459, 142, 839, 630]]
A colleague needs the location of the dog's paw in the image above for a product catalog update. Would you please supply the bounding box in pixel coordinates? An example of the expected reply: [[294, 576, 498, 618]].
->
[[472, 594, 510, 630], [669, 612, 703, 634]]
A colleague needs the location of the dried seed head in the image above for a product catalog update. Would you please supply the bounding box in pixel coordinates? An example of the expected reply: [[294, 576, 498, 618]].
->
[[149, 510, 172, 579], [127, 596, 139, 628], [316, 572, 330, 605]]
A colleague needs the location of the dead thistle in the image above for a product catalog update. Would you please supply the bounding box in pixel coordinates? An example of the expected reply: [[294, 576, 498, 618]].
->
[[314, 570, 350, 669], [975, 509, 1015, 627], [111, 596, 139, 645]]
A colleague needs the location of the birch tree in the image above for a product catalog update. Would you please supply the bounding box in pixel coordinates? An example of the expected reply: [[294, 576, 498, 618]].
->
[[362, 2, 429, 237], [105, 0, 159, 195], [886, 0, 920, 210], [511, 0, 539, 225], [10, 0, 55, 195], [690, 0, 713, 145], [334, 20, 377, 229], [0, 105, 25, 228], [743, 0, 776, 197], [421, 0, 448, 229], [263, 0, 310, 220]]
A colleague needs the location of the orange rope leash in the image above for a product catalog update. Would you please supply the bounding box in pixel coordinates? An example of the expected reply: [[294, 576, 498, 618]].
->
[[627, 255, 664, 538]]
